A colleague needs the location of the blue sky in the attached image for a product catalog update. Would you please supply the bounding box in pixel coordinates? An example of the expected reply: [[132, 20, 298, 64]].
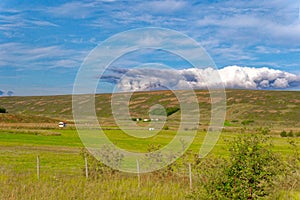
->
[[1, 0, 300, 96]]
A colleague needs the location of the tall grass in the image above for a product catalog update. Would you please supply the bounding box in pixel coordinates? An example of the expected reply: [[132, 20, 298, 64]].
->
[[0, 168, 189, 200]]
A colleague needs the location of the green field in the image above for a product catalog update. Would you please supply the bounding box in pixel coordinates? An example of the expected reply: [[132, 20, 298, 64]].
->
[[0, 90, 300, 199], [0, 128, 299, 199]]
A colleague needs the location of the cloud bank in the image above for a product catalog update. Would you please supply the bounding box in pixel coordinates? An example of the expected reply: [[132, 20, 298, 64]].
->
[[101, 66, 300, 92]]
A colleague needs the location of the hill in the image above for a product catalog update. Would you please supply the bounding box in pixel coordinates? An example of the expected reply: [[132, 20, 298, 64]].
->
[[0, 89, 299, 128], [0, 113, 60, 123]]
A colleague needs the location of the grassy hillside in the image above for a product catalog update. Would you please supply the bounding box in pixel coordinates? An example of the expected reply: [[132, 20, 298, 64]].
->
[[0, 113, 61, 123], [0, 89, 300, 127]]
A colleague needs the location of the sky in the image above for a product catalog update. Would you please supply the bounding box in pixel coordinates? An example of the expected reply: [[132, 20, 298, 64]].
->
[[1, 0, 300, 96]]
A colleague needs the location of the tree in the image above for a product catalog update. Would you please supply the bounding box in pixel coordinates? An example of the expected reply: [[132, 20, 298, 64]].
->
[[0, 107, 6, 113], [280, 130, 287, 137]]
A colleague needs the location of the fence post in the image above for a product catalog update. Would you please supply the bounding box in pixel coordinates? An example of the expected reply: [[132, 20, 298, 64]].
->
[[137, 159, 140, 188], [249, 187, 253, 199], [234, 176, 236, 191], [85, 156, 88, 179], [189, 163, 192, 190], [37, 155, 40, 180]]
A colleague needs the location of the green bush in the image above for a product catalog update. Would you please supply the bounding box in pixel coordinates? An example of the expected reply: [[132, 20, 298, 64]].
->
[[287, 130, 294, 137], [149, 107, 180, 117], [190, 134, 283, 199], [280, 130, 287, 137], [224, 120, 233, 127], [165, 107, 180, 116], [256, 127, 270, 135], [224, 135, 281, 199], [0, 107, 6, 113], [241, 119, 254, 125]]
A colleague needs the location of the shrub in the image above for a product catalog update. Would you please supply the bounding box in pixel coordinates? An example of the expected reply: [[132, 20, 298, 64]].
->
[[149, 107, 180, 117], [190, 134, 283, 199], [241, 119, 254, 126], [269, 140, 300, 198], [0, 107, 6, 113], [287, 130, 294, 137], [280, 130, 287, 137], [256, 127, 270, 135], [224, 135, 281, 199], [165, 107, 180, 116], [224, 120, 233, 127], [80, 146, 123, 178]]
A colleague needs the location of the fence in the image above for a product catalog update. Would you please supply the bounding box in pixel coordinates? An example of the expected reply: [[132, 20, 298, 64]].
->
[[32, 155, 194, 188]]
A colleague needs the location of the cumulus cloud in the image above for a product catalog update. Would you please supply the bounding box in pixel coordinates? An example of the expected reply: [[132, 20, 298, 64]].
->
[[101, 66, 300, 91], [218, 66, 300, 89]]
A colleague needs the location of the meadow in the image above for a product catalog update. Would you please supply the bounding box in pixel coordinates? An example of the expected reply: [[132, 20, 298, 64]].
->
[[0, 127, 299, 199]]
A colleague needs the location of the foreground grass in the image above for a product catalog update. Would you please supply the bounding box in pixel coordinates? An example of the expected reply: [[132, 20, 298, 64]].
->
[[0, 167, 299, 200], [0, 168, 189, 200]]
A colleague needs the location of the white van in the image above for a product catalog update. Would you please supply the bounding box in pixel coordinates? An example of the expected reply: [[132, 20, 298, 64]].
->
[[58, 122, 66, 128]]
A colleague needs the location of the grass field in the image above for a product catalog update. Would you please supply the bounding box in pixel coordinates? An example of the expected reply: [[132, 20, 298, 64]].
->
[[0, 127, 299, 199], [0, 89, 300, 199]]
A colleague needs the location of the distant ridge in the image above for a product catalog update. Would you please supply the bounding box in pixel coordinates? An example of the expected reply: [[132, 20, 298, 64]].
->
[[0, 90, 299, 127]]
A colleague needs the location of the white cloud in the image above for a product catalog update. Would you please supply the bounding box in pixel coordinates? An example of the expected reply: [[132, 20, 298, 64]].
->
[[29, 19, 58, 27], [138, 0, 187, 14], [105, 66, 300, 91], [0, 12, 58, 32], [272, 78, 288, 88], [46, 2, 96, 19], [218, 66, 299, 89], [195, 8, 300, 45], [0, 42, 86, 69]]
